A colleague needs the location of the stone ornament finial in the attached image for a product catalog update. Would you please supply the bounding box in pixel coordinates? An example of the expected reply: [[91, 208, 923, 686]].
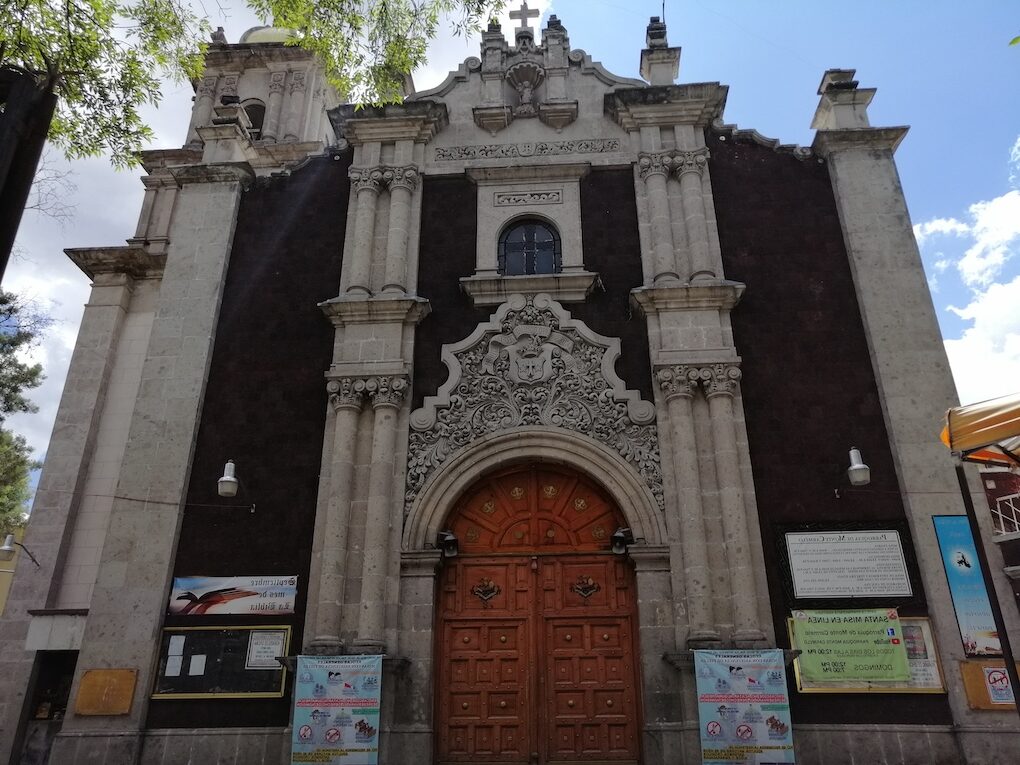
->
[[509, 0, 540, 38]]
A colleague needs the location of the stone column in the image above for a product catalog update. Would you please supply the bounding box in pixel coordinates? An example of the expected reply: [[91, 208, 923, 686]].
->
[[308, 378, 366, 651], [284, 70, 307, 141], [345, 168, 384, 295], [638, 152, 679, 283], [701, 364, 764, 644], [354, 376, 408, 651], [657, 366, 718, 644], [382, 166, 420, 294], [187, 75, 218, 146], [46, 165, 251, 765], [674, 149, 713, 281], [0, 262, 139, 765], [263, 70, 286, 142]]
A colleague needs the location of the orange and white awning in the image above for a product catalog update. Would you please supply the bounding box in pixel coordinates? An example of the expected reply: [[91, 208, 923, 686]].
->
[[941, 391, 1020, 467]]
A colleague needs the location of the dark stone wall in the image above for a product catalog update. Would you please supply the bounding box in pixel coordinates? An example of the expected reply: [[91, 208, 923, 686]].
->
[[148, 153, 350, 728], [412, 169, 651, 406], [708, 130, 951, 724]]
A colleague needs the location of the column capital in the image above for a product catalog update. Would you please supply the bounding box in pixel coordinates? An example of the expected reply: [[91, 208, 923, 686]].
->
[[268, 71, 286, 94], [326, 377, 367, 412], [637, 151, 674, 180], [385, 164, 421, 192], [656, 365, 699, 400], [673, 147, 710, 178], [349, 166, 385, 194], [701, 362, 741, 398], [289, 69, 307, 93], [366, 375, 409, 409], [196, 75, 218, 99]]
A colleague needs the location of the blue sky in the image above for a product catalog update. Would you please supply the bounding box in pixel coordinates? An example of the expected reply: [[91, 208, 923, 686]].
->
[[4, 0, 1019, 466]]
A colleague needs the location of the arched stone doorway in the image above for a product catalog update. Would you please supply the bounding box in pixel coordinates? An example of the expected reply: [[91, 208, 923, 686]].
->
[[434, 463, 642, 764]]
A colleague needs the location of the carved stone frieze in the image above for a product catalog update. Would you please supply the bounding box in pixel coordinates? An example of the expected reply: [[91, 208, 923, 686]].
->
[[435, 138, 620, 162], [407, 294, 662, 514], [494, 190, 563, 206]]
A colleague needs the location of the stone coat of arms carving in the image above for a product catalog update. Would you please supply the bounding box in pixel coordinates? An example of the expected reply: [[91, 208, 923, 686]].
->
[[406, 293, 662, 513]]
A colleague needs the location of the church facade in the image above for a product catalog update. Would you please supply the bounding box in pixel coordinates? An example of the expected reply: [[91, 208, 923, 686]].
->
[[2, 8, 1019, 765]]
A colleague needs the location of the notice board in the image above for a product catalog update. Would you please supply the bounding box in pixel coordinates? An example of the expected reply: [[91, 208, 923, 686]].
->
[[152, 625, 291, 699]]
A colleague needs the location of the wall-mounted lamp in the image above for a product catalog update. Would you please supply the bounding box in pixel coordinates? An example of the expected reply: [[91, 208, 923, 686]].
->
[[610, 527, 635, 555], [218, 460, 240, 497], [437, 531, 459, 558], [847, 447, 871, 487], [216, 460, 254, 512], [834, 447, 872, 498], [0, 534, 41, 568]]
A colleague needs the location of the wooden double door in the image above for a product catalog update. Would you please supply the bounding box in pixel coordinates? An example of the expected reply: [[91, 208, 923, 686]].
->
[[435, 466, 641, 765]]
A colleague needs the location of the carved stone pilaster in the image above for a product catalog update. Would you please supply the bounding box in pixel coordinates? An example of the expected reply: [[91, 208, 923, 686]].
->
[[673, 148, 710, 178], [366, 376, 409, 409], [701, 363, 741, 398], [327, 378, 367, 411], [385, 165, 421, 192], [637, 151, 674, 180], [656, 365, 698, 400], [349, 167, 385, 194]]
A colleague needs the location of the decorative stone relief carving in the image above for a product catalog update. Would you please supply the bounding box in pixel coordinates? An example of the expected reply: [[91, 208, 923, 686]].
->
[[435, 139, 620, 162], [506, 60, 545, 117], [673, 148, 710, 178], [348, 165, 420, 194], [494, 190, 563, 206], [655, 363, 741, 399], [327, 375, 408, 411], [407, 294, 662, 514], [269, 72, 286, 94], [327, 377, 367, 411], [637, 151, 675, 180], [366, 376, 409, 408]]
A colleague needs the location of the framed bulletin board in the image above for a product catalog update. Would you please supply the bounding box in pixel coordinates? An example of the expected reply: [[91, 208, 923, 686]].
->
[[788, 617, 945, 694], [152, 625, 291, 699]]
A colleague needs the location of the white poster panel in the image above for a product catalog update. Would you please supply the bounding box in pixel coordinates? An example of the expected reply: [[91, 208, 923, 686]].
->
[[785, 531, 911, 598], [168, 575, 298, 615]]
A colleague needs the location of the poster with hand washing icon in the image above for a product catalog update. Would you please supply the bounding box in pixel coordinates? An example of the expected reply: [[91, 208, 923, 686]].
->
[[694, 649, 795, 764], [292, 655, 382, 765]]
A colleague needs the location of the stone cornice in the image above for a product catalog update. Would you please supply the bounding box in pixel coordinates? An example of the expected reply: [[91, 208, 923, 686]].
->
[[812, 126, 909, 157], [459, 272, 599, 307], [319, 294, 431, 327], [65, 246, 166, 280], [630, 280, 745, 315], [605, 83, 728, 130], [331, 102, 449, 145], [139, 148, 204, 174], [169, 162, 256, 187], [202, 43, 318, 70]]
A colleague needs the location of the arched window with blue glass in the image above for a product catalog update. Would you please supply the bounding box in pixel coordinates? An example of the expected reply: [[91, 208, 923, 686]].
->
[[498, 219, 562, 276]]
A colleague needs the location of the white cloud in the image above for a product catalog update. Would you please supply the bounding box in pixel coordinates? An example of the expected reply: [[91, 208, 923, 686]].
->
[[913, 217, 969, 248], [1010, 135, 1020, 189], [957, 190, 1020, 288], [944, 275, 1020, 405]]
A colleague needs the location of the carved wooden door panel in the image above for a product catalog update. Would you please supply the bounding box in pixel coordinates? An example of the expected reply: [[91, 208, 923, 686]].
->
[[436, 465, 641, 765]]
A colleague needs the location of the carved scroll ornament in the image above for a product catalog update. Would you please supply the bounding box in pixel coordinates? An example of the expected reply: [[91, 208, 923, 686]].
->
[[406, 294, 662, 514]]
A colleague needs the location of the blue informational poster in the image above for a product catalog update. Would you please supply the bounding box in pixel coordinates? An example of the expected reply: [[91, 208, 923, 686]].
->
[[292, 655, 382, 765], [695, 649, 796, 764], [933, 515, 1001, 656]]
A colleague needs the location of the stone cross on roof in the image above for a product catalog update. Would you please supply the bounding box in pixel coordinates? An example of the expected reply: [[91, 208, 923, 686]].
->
[[509, 1, 540, 36]]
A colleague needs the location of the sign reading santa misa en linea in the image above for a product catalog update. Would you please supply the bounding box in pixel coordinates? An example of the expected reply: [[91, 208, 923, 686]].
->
[[694, 649, 795, 765], [292, 655, 382, 765], [168, 575, 298, 616], [791, 609, 910, 682]]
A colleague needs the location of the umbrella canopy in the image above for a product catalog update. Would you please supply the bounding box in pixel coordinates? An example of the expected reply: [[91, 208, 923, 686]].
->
[[941, 391, 1020, 467]]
